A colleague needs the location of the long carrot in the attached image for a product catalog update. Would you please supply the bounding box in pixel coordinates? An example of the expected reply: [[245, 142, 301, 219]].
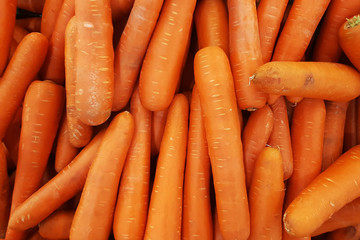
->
[[112, 87, 151, 240], [41, 0, 64, 39], [151, 109, 168, 157], [4, 106, 22, 169], [343, 99, 357, 152], [38, 210, 74, 240], [112, 0, 164, 111], [139, 0, 196, 111], [75, 0, 114, 126], [283, 145, 360, 238], [17, 0, 45, 13], [182, 85, 213, 240], [0, 143, 10, 238], [339, 15, 360, 71], [228, 0, 267, 110], [70, 111, 134, 240], [252, 61, 360, 102], [194, 46, 249, 240], [8, 131, 104, 231]]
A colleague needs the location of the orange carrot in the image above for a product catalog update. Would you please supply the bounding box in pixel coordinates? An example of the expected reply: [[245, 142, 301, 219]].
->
[[139, 0, 196, 111], [357, 97, 360, 145], [111, 0, 135, 20], [0, 143, 10, 238], [339, 15, 360, 71], [194, 46, 249, 240], [343, 99, 357, 152], [113, 87, 151, 240], [70, 111, 134, 240], [38, 210, 74, 240], [252, 61, 360, 102], [326, 225, 360, 240], [17, 0, 45, 13], [112, 0, 164, 111], [213, 209, 224, 240], [151, 109, 168, 157], [75, 0, 114, 126], [242, 104, 274, 188], [182, 85, 213, 240], [12, 25, 29, 44], [16, 18, 41, 33], [4, 106, 22, 169], [143, 94, 188, 240], [228, 0, 267, 110], [41, 0, 64, 39]]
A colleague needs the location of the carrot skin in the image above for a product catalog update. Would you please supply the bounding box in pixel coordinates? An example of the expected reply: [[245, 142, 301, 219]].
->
[[344, 99, 357, 152], [16, 18, 41, 33], [38, 210, 74, 240], [41, 0, 64, 39], [0, 144, 10, 238]]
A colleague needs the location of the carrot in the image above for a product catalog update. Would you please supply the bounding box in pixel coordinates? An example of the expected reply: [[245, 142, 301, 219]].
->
[[248, 146, 285, 240], [312, 1, 360, 62], [0, 32, 48, 139], [54, 116, 79, 172], [112, 0, 164, 111], [322, 101, 349, 171], [64, 16, 93, 148], [213, 209, 224, 240], [75, 0, 114, 126], [357, 97, 360, 145], [343, 99, 357, 152], [138, 0, 196, 111], [257, 0, 289, 63], [327, 225, 360, 240], [242, 104, 274, 188], [16, 18, 41, 33], [12, 25, 29, 44], [339, 15, 360, 71], [112, 87, 151, 240], [40, 0, 75, 84], [0, 0, 17, 75], [41, 0, 64, 39], [194, 46, 249, 240], [38, 210, 74, 240], [228, 0, 267, 110], [182, 85, 212, 240], [70, 111, 134, 240], [151, 109, 168, 157], [283, 144, 360, 237], [111, 0, 135, 20], [252, 61, 360, 102], [0, 143, 10, 238], [194, 0, 229, 56], [17, 0, 45, 13], [268, 96, 293, 180], [27, 231, 46, 240], [4, 106, 22, 169]]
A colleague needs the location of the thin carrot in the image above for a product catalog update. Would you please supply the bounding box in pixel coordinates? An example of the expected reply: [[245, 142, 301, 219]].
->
[[17, 0, 45, 13], [16, 18, 41, 33], [38, 210, 74, 240], [248, 146, 285, 240], [182, 85, 213, 240], [242, 104, 274, 188], [112, 0, 164, 111], [326, 225, 360, 240], [0, 143, 10, 238], [0, 32, 48, 139], [113, 87, 151, 240], [343, 99, 357, 152], [151, 109, 168, 157], [75, 0, 114, 126], [139, 0, 196, 111], [41, 0, 64, 39], [7, 131, 104, 231], [70, 111, 134, 240], [110, 0, 135, 20], [194, 46, 249, 240], [228, 0, 267, 110], [252, 61, 360, 102], [0, 0, 17, 75]]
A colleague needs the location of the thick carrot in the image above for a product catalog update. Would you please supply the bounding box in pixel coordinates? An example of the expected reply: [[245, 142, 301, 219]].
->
[[38, 210, 74, 240], [0, 0, 17, 75], [343, 99, 357, 152], [228, 0, 267, 110], [322, 101, 349, 171], [283, 144, 360, 237], [151, 109, 168, 157], [8, 131, 104, 231], [0, 143, 10, 238], [0, 32, 48, 139], [248, 146, 284, 240], [242, 104, 274, 188], [143, 94, 188, 240], [64, 16, 93, 148], [17, 0, 45, 13], [75, 0, 114, 126], [312, 1, 360, 62], [111, 0, 135, 20], [112, 0, 164, 111], [70, 111, 134, 240], [257, 0, 289, 63], [112, 87, 151, 240], [16, 18, 41, 33], [194, 46, 249, 240], [194, 0, 229, 55], [339, 15, 360, 71], [327, 225, 360, 240], [252, 61, 360, 102], [139, 0, 196, 111], [182, 85, 213, 240], [41, 0, 64, 39]]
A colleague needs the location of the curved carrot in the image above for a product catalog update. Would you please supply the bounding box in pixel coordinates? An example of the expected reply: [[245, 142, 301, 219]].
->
[[75, 0, 114, 126], [194, 46, 249, 240], [112, 0, 164, 111], [182, 85, 212, 240], [228, 0, 267, 110], [111, 0, 135, 20], [151, 109, 168, 157], [139, 0, 196, 111], [70, 111, 134, 240], [242, 104, 274, 188], [0, 143, 10, 238], [8, 131, 104, 231], [343, 99, 357, 152], [339, 15, 360, 71], [41, 0, 64, 39], [252, 61, 360, 102], [113, 87, 151, 240], [16, 18, 41, 33], [284, 145, 360, 237], [38, 210, 74, 240], [17, 0, 45, 13], [194, 0, 229, 55]]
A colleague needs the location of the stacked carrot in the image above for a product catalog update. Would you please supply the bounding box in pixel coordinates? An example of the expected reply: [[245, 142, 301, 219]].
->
[[1, 0, 360, 239]]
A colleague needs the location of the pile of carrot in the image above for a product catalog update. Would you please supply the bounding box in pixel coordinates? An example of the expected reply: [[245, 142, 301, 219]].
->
[[1, 0, 360, 239]]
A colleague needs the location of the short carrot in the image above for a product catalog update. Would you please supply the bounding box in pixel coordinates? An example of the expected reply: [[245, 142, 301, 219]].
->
[[0, 143, 10, 238], [70, 111, 134, 240], [38, 210, 74, 240], [17, 0, 45, 13], [151, 109, 168, 157], [343, 99, 357, 152], [41, 0, 64, 39]]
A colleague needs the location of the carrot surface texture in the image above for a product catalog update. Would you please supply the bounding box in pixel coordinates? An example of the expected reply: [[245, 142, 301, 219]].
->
[[0, 144, 10, 238], [194, 46, 249, 240], [41, 0, 64, 39], [38, 210, 74, 240]]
